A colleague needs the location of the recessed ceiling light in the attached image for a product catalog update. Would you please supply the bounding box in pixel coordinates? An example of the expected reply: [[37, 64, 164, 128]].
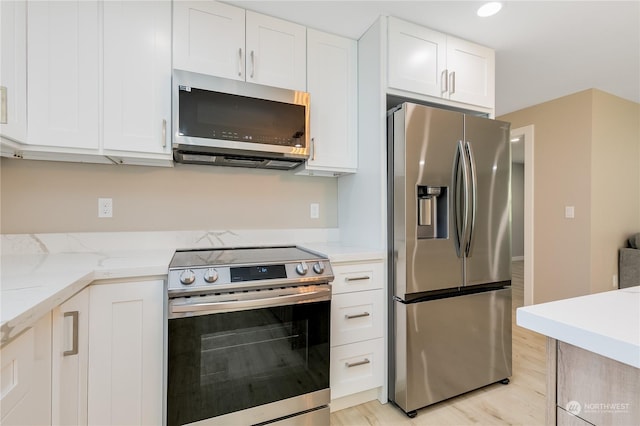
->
[[477, 2, 503, 17]]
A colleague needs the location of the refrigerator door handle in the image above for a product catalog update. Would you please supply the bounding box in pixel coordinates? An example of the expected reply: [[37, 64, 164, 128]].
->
[[452, 140, 470, 257], [465, 141, 478, 256]]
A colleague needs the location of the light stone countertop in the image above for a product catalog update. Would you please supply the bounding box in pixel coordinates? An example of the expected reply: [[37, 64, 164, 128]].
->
[[516, 286, 640, 368], [1, 249, 175, 345], [1, 240, 384, 346]]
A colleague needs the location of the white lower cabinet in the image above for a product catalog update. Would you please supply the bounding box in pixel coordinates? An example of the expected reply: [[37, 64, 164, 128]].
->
[[0, 313, 52, 425], [330, 259, 385, 404], [88, 279, 164, 426], [52, 288, 90, 425]]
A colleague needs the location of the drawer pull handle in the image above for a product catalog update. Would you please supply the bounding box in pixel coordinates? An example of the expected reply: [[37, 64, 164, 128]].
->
[[345, 276, 370, 282], [345, 358, 370, 368], [63, 311, 79, 356], [345, 312, 370, 319]]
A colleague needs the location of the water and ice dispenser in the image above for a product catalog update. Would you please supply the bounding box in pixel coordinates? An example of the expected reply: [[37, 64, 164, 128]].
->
[[417, 186, 448, 239]]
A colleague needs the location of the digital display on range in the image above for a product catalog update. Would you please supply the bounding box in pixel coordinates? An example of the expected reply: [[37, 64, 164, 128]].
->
[[230, 264, 287, 282]]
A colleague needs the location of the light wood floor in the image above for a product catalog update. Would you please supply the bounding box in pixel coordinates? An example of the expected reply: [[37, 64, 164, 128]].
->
[[330, 261, 547, 425]]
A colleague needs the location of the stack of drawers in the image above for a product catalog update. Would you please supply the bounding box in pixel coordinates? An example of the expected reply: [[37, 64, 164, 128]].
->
[[330, 259, 385, 400]]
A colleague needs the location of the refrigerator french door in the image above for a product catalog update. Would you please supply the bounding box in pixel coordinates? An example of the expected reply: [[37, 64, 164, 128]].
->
[[388, 103, 512, 417]]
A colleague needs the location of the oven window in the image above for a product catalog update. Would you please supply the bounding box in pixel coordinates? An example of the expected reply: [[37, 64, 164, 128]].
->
[[167, 301, 329, 426]]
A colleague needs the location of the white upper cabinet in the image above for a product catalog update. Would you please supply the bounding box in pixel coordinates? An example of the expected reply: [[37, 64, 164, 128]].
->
[[297, 29, 357, 176], [26, 0, 100, 149], [0, 0, 27, 144], [173, 1, 306, 91], [173, 0, 245, 81], [445, 36, 495, 108], [103, 0, 171, 155], [387, 17, 495, 109], [388, 18, 447, 99], [245, 11, 306, 91]]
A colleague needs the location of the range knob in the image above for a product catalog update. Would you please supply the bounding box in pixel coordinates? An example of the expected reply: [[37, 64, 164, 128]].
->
[[203, 268, 219, 283], [179, 269, 196, 285], [296, 262, 309, 275], [313, 261, 325, 274]]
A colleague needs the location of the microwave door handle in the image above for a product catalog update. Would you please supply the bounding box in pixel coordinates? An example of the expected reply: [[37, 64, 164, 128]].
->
[[171, 287, 331, 314]]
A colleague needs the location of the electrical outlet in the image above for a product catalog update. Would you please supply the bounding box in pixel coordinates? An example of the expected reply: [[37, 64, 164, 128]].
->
[[98, 198, 113, 218], [310, 203, 320, 219]]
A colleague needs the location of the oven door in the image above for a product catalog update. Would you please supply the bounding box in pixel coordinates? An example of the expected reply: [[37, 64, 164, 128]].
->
[[166, 286, 330, 426]]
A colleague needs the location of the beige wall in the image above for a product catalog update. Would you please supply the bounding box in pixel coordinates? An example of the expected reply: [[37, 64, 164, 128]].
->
[[499, 89, 640, 303], [0, 158, 338, 234], [590, 91, 640, 293]]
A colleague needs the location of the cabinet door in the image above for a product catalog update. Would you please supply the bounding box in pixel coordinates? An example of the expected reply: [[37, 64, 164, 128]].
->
[[27, 0, 99, 149], [173, 0, 245, 80], [88, 280, 163, 426], [303, 29, 357, 175], [52, 289, 89, 426], [446, 36, 495, 108], [245, 11, 306, 91], [387, 17, 447, 98], [0, 0, 27, 143], [103, 0, 171, 154], [0, 313, 52, 425]]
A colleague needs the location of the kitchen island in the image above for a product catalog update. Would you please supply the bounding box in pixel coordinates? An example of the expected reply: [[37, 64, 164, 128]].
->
[[516, 286, 640, 425]]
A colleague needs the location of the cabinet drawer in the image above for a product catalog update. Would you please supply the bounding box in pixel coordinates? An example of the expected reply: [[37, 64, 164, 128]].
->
[[331, 261, 383, 294], [330, 338, 384, 400], [331, 290, 383, 346]]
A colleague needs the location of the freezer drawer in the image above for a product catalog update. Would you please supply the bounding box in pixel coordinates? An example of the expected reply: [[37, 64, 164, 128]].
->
[[391, 287, 512, 413]]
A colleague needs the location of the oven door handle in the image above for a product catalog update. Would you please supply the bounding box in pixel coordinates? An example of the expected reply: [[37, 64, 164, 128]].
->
[[170, 287, 331, 315]]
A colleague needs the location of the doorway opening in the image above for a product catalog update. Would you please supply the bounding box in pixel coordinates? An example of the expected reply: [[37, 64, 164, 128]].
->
[[511, 125, 534, 306]]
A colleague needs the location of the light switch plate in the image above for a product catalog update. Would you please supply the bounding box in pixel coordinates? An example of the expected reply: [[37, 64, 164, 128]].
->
[[565, 206, 575, 219]]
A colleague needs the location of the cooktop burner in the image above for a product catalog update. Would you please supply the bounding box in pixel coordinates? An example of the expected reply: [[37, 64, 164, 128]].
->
[[167, 246, 333, 296]]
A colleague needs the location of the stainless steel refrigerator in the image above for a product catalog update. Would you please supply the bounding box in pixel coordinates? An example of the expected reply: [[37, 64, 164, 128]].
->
[[387, 103, 512, 418]]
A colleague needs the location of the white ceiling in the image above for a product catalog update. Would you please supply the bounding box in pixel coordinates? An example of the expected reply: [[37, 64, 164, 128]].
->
[[228, 1, 640, 116]]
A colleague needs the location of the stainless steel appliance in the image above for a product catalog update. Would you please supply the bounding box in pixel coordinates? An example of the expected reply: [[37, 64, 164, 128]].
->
[[172, 69, 310, 170], [388, 103, 512, 418], [166, 246, 333, 426]]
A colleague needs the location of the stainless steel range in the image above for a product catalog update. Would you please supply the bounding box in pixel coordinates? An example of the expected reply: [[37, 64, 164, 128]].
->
[[165, 246, 333, 426]]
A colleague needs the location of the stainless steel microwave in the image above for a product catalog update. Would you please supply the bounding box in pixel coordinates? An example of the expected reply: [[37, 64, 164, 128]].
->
[[172, 69, 310, 170]]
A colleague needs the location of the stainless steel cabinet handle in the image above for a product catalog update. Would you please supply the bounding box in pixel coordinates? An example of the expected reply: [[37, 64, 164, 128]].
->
[[0, 86, 7, 124], [161, 119, 167, 148], [238, 48, 243, 77], [250, 50, 255, 79], [311, 137, 316, 161], [441, 69, 448, 94], [63, 311, 79, 356], [449, 71, 456, 95], [345, 312, 370, 319], [345, 276, 370, 282], [345, 358, 370, 368]]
